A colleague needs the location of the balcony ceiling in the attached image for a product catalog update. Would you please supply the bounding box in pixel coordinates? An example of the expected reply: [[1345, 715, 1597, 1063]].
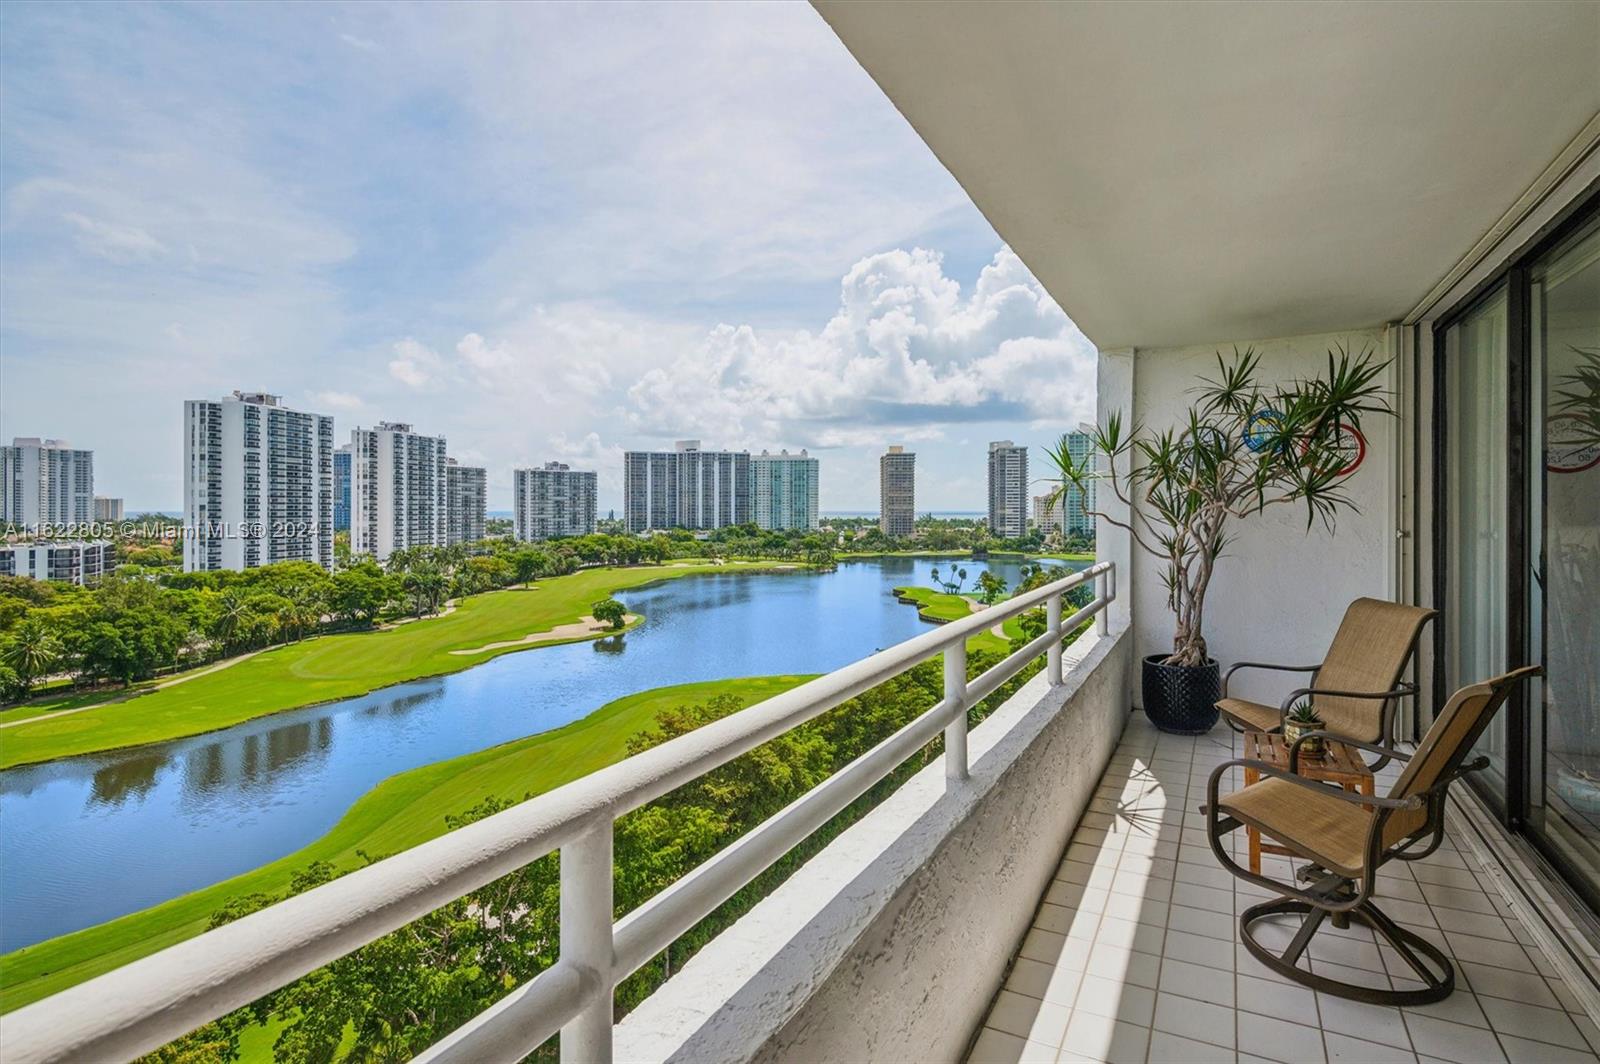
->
[[814, 1, 1600, 349]]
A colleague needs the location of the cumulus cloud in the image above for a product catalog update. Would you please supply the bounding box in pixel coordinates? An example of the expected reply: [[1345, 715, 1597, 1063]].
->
[[308, 390, 363, 410], [388, 338, 444, 389], [625, 246, 1096, 446]]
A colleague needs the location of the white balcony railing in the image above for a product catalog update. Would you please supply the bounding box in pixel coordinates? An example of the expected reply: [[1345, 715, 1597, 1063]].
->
[[7, 561, 1116, 1064]]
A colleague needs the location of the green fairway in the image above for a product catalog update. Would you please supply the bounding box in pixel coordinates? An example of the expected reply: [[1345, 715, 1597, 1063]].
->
[[0, 561, 789, 770], [0, 674, 811, 1012], [891, 586, 1021, 654]]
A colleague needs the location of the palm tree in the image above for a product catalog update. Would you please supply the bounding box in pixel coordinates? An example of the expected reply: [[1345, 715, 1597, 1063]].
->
[[211, 592, 248, 654], [2, 618, 63, 694]]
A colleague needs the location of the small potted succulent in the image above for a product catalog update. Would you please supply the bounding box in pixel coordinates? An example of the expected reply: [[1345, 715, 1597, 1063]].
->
[[1282, 701, 1325, 760]]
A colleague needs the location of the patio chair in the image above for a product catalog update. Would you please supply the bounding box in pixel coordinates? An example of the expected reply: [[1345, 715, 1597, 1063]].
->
[[1201, 665, 1540, 1005], [1217, 597, 1436, 766]]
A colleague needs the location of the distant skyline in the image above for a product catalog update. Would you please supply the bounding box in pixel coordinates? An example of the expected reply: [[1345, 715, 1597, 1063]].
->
[[0, 2, 1097, 513]]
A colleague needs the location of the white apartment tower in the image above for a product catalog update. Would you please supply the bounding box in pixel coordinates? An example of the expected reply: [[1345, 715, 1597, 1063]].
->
[[987, 441, 1029, 540], [445, 459, 487, 546], [350, 422, 448, 561], [1, 438, 94, 529], [514, 462, 598, 541], [183, 392, 335, 572], [1033, 492, 1065, 535], [752, 449, 820, 531], [1062, 429, 1097, 536], [622, 440, 752, 533], [878, 446, 916, 537]]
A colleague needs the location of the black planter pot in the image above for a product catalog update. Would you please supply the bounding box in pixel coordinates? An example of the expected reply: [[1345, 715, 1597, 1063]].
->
[[1141, 654, 1220, 734]]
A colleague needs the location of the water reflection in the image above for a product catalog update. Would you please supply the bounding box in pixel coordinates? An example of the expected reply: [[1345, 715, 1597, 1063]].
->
[[0, 557, 1079, 951]]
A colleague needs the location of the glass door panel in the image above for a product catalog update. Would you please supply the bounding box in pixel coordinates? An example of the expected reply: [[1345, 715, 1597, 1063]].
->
[[1444, 287, 1510, 810], [1529, 214, 1600, 889]]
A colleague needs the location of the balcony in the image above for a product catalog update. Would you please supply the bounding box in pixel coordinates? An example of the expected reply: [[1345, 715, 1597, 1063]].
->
[[8, 560, 1597, 1064]]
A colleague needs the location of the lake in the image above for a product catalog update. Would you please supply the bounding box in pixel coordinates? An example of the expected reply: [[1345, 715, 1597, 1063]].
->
[[0, 556, 1081, 952]]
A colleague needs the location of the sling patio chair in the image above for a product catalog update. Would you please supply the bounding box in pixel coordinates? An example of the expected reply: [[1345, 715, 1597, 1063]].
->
[[1201, 665, 1540, 1005], [1217, 597, 1436, 768]]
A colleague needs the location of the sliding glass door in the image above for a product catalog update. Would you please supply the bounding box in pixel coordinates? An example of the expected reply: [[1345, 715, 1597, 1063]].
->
[[1437, 194, 1600, 906], [1527, 213, 1600, 887], [1443, 287, 1511, 810]]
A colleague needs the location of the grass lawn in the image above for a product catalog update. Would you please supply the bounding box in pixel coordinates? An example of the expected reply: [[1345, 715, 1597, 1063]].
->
[[0, 561, 790, 770], [0, 674, 811, 1012], [891, 586, 1022, 654]]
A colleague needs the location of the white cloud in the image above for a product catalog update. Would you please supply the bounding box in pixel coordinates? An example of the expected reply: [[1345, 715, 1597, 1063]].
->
[[61, 211, 167, 262], [624, 246, 1096, 446], [388, 338, 443, 389], [309, 390, 363, 410]]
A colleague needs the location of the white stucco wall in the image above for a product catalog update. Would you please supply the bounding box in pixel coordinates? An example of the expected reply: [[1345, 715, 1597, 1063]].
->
[[614, 626, 1132, 1063], [1122, 328, 1399, 708]]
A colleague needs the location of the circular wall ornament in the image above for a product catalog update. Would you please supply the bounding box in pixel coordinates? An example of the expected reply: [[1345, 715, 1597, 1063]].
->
[[1243, 409, 1286, 453], [1301, 423, 1368, 477], [1547, 414, 1600, 474]]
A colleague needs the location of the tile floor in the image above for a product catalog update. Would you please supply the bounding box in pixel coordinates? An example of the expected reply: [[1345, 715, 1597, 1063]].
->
[[969, 714, 1600, 1064]]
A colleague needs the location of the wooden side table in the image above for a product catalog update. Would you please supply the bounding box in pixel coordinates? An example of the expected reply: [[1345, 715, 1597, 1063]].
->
[[1242, 731, 1375, 875]]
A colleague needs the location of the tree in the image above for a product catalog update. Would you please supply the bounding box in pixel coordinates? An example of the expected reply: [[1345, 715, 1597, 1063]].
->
[[1049, 345, 1391, 666], [592, 598, 628, 630], [510, 548, 546, 588], [976, 570, 1008, 605], [329, 563, 394, 626], [1, 617, 62, 695]]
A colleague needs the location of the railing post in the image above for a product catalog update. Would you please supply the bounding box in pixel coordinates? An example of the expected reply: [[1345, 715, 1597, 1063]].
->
[[1047, 593, 1063, 686], [560, 821, 614, 1064], [1096, 564, 1112, 637], [944, 640, 968, 782]]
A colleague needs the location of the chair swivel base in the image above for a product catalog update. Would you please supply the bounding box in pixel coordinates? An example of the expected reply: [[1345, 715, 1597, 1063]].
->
[[1240, 896, 1454, 1005]]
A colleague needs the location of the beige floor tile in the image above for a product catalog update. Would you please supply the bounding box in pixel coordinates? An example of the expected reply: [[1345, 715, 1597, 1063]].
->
[[987, 988, 1072, 1046], [1072, 973, 1156, 1026], [1059, 1009, 1150, 1064], [1403, 1013, 1508, 1063], [1159, 957, 1237, 1008], [1236, 1011, 1326, 1063], [1154, 990, 1236, 1048], [1147, 1029, 1236, 1063], [1323, 1031, 1418, 1064]]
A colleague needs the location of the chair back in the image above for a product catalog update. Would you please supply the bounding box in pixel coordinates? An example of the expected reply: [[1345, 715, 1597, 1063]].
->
[[1313, 598, 1437, 743], [1379, 666, 1542, 847]]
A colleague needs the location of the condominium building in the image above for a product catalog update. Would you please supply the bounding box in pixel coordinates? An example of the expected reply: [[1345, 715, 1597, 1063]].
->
[[1, 438, 94, 529], [987, 441, 1029, 540], [878, 445, 915, 538], [350, 422, 448, 561], [1033, 492, 1064, 535], [1061, 429, 1096, 536], [333, 446, 352, 532], [514, 462, 598, 541], [0, 540, 116, 584], [183, 392, 335, 572], [622, 440, 751, 533], [752, 449, 820, 531], [93, 497, 124, 522], [446, 459, 487, 546]]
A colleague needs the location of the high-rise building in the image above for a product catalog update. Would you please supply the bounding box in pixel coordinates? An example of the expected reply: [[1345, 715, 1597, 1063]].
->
[[752, 449, 820, 531], [622, 440, 751, 533], [1034, 492, 1064, 535], [350, 421, 448, 561], [94, 497, 124, 522], [446, 459, 487, 546], [987, 441, 1029, 540], [514, 462, 598, 541], [878, 446, 915, 538], [183, 392, 334, 572], [2, 438, 94, 529], [1062, 429, 1096, 536], [333, 445, 352, 532], [0, 540, 117, 584]]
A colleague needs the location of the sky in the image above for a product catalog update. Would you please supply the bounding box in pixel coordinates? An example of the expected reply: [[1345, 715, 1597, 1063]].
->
[[0, 1, 1098, 513]]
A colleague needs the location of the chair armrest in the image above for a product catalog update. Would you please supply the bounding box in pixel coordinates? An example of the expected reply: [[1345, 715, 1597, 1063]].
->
[[1280, 681, 1419, 713], [1288, 731, 1411, 772], [1223, 661, 1322, 699], [1206, 758, 1423, 811]]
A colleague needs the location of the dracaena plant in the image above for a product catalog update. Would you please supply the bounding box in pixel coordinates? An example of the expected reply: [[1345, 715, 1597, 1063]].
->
[[1045, 346, 1393, 668]]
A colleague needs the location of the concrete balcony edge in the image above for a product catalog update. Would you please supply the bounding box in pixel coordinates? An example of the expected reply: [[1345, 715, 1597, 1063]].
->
[[615, 624, 1135, 1063]]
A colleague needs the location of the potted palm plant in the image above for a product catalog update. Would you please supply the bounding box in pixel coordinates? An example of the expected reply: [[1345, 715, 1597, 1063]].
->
[[1045, 346, 1391, 733]]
